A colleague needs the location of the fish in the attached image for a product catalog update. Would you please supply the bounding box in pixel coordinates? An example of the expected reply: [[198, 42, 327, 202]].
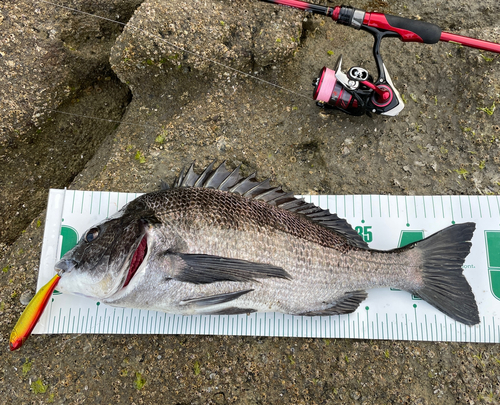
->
[[55, 161, 479, 325]]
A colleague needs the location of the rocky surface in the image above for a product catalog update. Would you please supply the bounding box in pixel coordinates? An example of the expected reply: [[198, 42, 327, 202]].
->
[[0, 0, 142, 244], [1, 0, 499, 403]]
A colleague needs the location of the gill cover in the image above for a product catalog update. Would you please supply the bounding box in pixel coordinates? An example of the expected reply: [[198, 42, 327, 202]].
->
[[55, 198, 156, 299]]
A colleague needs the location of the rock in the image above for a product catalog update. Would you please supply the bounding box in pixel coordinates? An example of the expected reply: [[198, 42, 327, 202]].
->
[[20, 289, 34, 306], [0, 0, 141, 244], [0, 0, 142, 145], [110, 0, 302, 93]]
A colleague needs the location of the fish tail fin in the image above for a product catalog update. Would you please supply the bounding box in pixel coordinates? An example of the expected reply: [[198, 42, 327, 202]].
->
[[410, 222, 479, 325]]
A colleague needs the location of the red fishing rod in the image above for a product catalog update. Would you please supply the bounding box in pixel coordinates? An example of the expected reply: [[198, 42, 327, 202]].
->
[[259, 0, 500, 116]]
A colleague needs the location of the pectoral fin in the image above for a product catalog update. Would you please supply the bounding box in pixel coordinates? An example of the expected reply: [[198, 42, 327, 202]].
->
[[173, 253, 291, 285]]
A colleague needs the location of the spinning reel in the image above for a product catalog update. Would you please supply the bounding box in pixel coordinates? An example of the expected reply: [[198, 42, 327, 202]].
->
[[313, 56, 402, 116], [260, 0, 500, 117]]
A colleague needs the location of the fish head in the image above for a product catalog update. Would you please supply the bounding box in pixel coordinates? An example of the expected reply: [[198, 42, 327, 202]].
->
[[55, 199, 156, 300]]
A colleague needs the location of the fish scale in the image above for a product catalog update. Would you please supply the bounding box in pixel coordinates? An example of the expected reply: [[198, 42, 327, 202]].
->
[[54, 162, 479, 324]]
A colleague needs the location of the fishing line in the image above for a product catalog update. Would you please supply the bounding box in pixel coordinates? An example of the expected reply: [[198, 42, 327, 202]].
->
[[39, 108, 164, 129], [33, 0, 312, 128]]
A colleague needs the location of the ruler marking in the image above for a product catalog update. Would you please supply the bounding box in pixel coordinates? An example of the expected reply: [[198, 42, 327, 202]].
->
[[76, 308, 81, 333], [469, 195, 476, 218], [85, 308, 90, 334], [425, 315, 428, 340], [67, 308, 72, 333], [449, 196, 455, 223], [404, 196, 409, 224], [414, 306, 418, 340], [71, 190, 76, 214], [348, 314, 351, 338], [103, 309, 107, 334], [80, 192, 85, 214], [395, 314, 399, 340], [111, 309, 115, 334], [357, 312, 360, 339], [105, 191, 110, 218], [94, 304, 99, 333], [405, 314, 409, 340], [386, 314, 389, 340]]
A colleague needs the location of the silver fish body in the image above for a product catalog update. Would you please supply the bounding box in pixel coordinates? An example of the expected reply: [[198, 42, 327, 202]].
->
[[55, 162, 479, 325]]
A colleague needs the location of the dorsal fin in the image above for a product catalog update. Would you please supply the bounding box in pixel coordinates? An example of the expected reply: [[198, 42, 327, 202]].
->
[[169, 162, 368, 248], [204, 161, 232, 189], [219, 166, 242, 191], [181, 163, 198, 187], [229, 172, 258, 195], [193, 161, 215, 187]]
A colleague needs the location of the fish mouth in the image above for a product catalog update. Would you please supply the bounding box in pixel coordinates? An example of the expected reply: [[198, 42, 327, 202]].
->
[[122, 234, 148, 289]]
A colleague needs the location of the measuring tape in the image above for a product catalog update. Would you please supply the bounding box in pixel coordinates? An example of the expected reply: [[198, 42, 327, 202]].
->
[[34, 189, 500, 342]]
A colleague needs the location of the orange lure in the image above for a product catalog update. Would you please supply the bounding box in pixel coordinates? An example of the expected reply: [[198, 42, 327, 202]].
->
[[9, 274, 60, 351]]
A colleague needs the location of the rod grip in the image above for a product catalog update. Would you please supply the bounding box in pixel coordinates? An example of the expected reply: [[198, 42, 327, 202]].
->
[[365, 13, 442, 44]]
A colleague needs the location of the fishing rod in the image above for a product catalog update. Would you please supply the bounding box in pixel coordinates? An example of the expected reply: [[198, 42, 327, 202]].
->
[[259, 0, 500, 117]]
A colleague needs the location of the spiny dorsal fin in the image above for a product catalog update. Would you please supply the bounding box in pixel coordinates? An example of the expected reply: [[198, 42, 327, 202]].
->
[[193, 161, 215, 187], [181, 163, 198, 187], [204, 160, 232, 189], [229, 172, 257, 195], [170, 161, 368, 248], [219, 166, 242, 191]]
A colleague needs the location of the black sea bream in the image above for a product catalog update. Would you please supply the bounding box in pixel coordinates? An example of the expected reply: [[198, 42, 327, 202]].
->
[[55, 162, 479, 325]]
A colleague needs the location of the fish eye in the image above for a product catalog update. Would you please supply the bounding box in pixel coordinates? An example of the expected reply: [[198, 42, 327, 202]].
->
[[85, 227, 100, 243]]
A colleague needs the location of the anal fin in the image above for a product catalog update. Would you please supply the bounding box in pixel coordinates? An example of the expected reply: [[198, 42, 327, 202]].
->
[[298, 290, 368, 316]]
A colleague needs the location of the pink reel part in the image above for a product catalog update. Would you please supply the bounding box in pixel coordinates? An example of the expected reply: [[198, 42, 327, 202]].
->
[[313, 67, 337, 103]]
